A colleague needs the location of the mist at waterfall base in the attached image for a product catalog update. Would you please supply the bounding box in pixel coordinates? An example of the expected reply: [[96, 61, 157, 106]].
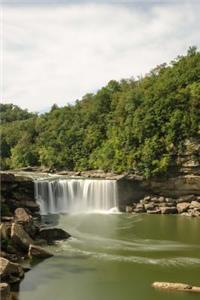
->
[[34, 179, 119, 215], [18, 179, 200, 300]]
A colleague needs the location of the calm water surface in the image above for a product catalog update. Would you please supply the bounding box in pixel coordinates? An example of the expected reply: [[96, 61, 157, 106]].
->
[[19, 214, 200, 300]]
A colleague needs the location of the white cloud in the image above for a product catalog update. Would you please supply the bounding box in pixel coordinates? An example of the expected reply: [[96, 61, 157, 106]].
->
[[2, 2, 200, 112]]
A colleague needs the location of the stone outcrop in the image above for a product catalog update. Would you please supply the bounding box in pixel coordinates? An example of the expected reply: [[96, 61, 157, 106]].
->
[[149, 175, 200, 198], [39, 228, 71, 243], [0, 283, 10, 300], [0, 257, 24, 282], [0, 224, 11, 240], [177, 202, 191, 213], [11, 223, 33, 251], [152, 282, 200, 293], [14, 208, 32, 224], [28, 244, 53, 259], [0, 172, 39, 216]]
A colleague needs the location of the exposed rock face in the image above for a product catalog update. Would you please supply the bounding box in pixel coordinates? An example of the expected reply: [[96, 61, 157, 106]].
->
[[149, 175, 200, 198], [0, 283, 10, 300], [11, 223, 33, 250], [0, 257, 24, 282], [28, 244, 53, 259], [0, 174, 15, 183], [117, 178, 148, 209], [39, 228, 71, 243], [0, 172, 38, 215]]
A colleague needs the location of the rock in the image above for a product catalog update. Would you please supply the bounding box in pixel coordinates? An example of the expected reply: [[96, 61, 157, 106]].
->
[[125, 206, 133, 213], [159, 202, 177, 208], [152, 281, 200, 293], [177, 195, 195, 203], [14, 208, 32, 224], [0, 283, 10, 300], [0, 224, 11, 240], [165, 198, 176, 205], [143, 196, 151, 203], [133, 203, 146, 213], [1, 217, 14, 223], [28, 244, 53, 259], [0, 257, 24, 281], [158, 196, 165, 202], [19, 200, 40, 212], [0, 251, 8, 258], [177, 202, 190, 213], [160, 207, 178, 214], [184, 209, 200, 217], [39, 228, 71, 242], [147, 209, 161, 214], [190, 201, 200, 210], [0, 173, 15, 182], [151, 197, 159, 203], [0, 251, 19, 262], [149, 175, 200, 198], [144, 203, 156, 211], [11, 223, 33, 250]]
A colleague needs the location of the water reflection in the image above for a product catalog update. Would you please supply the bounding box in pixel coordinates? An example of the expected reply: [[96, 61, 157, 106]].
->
[[18, 214, 200, 300]]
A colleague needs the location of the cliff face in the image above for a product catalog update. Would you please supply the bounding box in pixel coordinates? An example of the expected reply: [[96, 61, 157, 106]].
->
[[147, 139, 200, 197], [1, 137, 200, 214], [1, 173, 39, 217]]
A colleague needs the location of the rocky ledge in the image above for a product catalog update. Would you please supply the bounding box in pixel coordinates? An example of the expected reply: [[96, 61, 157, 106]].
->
[[125, 194, 200, 217], [0, 173, 71, 300]]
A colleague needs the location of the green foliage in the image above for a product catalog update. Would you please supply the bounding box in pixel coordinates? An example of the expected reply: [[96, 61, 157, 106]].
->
[[1, 48, 200, 178], [0, 103, 36, 124]]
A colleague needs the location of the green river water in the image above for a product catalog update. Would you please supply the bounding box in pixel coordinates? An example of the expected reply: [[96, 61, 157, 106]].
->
[[18, 213, 200, 300]]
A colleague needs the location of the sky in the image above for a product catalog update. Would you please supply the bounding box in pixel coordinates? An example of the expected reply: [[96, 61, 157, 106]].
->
[[1, 0, 200, 112]]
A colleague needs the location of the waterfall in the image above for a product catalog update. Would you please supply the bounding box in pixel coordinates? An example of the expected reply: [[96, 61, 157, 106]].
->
[[34, 179, 118, 215]]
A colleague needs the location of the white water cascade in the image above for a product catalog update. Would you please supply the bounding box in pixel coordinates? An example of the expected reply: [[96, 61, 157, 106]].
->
[[34, 179, 118, 215]]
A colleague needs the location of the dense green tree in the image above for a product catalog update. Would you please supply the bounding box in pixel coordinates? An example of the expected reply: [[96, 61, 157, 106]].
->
[[1, 48, 200, 177]]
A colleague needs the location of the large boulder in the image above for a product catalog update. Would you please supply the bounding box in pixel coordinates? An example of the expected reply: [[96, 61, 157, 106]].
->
[[0, 224, 11, 240], [0, 283, 10, 300], [11, 223, 33, 250], [152, 281, 200, 293], [144, 202, 156, 211], [160, 207, 177, 214], [133, 203, 146, 213], [14, 208, 32, 224], [190, 201, 200, 210], [39, 228, 71, 243], [177, 202, 190, 213], [0, 257, 24, 281], [177, 195, 195, 203], [28, 244, 53, 259]]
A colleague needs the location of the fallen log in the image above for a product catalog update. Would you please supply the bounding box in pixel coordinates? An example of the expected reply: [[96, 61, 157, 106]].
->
[[152, 282, 200, 293]]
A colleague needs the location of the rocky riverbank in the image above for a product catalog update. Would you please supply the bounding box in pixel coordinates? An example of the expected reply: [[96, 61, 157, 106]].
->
[[125, 194, 200, 217], [0, 173, 70, 300]]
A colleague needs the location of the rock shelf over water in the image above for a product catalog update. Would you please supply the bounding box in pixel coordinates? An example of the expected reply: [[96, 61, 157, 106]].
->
[[152, 282, 200, 293]]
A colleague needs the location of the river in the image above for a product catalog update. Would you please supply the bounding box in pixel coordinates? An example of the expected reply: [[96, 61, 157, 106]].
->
[[18, 213, 200, 300]]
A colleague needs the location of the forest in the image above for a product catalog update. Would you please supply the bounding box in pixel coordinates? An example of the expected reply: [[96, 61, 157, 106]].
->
[[1, 47, 200, 178]]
